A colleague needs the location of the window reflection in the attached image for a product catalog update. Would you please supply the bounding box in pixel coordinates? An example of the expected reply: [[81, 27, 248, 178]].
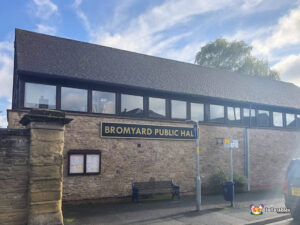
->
[[171, 100, 186, 119], [92, 91, 115, 114], [149, 97, 166, 118], [273, 112, 283, 127], [210, 104, 224, 123], [191, 103, 204, 121], [227, 107, 241, 124], [61, 87, 87, 112], [24, 82, 56, 109], [121, 94, 143, 116], [257, 110, 270, 127], [243, 108, 256, 126], [286, 113, 296, 128]]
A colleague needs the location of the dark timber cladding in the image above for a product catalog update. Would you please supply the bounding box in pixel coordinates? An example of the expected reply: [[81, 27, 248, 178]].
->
[[14, 29, 300, 109]]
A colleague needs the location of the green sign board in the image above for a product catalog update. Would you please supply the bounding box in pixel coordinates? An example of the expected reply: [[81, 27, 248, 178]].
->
[[101, 122, 195, 140]]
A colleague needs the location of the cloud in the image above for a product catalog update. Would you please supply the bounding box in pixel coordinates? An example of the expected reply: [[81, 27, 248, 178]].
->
[[272, 54, 300, 86], [252, 6, 300, 57], [0, 42, 13, 100], [73, 0, 236, 62], [0, 113, 7, 128], [32, 0, 58, 20], [36, 24, 56, 35], [29, 0, 59, 35]]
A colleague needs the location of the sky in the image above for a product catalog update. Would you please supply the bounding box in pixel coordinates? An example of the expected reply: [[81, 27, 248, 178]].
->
[[0, 0, 300, 127]]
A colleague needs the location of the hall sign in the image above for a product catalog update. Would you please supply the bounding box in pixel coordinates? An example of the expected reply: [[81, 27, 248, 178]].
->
[[101, 122, 195, 140]]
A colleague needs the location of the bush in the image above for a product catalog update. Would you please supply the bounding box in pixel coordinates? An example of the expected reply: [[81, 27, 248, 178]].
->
[[233, 173, 248, 192], [208, 171, 248, 194], [208, 170, 227, 194]]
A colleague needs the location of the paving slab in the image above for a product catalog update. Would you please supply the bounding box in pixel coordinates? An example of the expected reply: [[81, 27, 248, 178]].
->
[[63, 190, 292, 225]]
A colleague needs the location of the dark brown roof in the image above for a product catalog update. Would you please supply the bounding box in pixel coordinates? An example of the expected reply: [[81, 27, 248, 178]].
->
[[15, 29, 300, 109]]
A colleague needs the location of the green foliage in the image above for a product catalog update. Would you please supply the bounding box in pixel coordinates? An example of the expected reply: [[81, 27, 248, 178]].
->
[[209, 170, 227, 194], [233, 173, 248, 193], [195, 38, 280, 80], [208, 170, 248, 194]]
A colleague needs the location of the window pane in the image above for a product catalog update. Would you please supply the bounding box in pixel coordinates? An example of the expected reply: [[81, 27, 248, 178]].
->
[[286, 113, 296, 128], [92, 91, 115, 114], [227, 107, 241, 124], [257, 110, 270, 127], [86, 154, 100, 173], [273, 112, 283, 127], [210, 104, 224, 123], [191, 103, 204, 121], [149, 97, 166, 118], [69, 154, 84, 174], [61, 87, 87, 112], [121, 94, 143, 116], [243, 108, 256, 126], [171, 100, 186, 119], [24, 82, 56, 109]]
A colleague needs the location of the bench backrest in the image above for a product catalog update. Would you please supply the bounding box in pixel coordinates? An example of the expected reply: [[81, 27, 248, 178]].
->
[[132, 180, 173, 194]]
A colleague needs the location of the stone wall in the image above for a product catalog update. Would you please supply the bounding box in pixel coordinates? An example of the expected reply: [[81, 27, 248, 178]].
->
[[7, 110, 300, 202], [0, 128, 30, 225]]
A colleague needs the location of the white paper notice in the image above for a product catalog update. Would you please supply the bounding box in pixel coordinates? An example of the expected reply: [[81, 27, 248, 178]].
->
[[86, 154, 100, 173], [70, 154, 84, 174]]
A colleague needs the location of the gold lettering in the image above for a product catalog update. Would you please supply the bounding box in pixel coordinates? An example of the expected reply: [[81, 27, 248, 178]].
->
[[186, 130, 190, 136], [136, 128, 141, 135], [155, 129, 159, 135], [165, 129, 168, 136], [142, 128, 146, 135], [147, 128, 152, 135], [104, 126, 110, 134], [131, 127, 136, 133], [174, 130, 179, 136], [111, 126, 115, 134], [181, 130, 186, 136], [123, 127, 131, 134], [116, 127, 123, 134]]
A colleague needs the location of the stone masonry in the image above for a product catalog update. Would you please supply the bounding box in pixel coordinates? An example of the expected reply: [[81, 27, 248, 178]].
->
[[0, 128, 29, 225], [7, 109, 300, 202]]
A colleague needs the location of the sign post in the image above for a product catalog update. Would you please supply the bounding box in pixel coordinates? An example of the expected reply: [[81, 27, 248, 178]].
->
[[224, 138, 238, 207]]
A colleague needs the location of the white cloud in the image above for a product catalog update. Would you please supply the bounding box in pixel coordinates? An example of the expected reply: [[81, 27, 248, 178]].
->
[[252, 6, 300, 57], [72, 0, 235, 62], [36, 24, 56, 35], [0, 114, 7, 128], [272, 54, 300, 86], [0, 41, 13, 100], [32, 0, 58, 20]]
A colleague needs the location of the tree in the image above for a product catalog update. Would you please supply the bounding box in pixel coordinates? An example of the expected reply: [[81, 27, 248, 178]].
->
[[195, 38, 280, 80]]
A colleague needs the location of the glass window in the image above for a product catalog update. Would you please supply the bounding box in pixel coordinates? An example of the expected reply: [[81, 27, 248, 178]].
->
[[191, 103, 204, 122], [273, 112, 283, 127], [210, 104, 224, 123], [121, 94, 144, 116], [92, 91, 115, 114], [171, 100, 186, 119], [227, 106, 241, 124], [149, 97, 166, 118], [61, 87, 88, 112], [257, 110, 270, 127], [24, 82, 56, 109], [286, 113, 296, 128], [243, 108, 256, 126]]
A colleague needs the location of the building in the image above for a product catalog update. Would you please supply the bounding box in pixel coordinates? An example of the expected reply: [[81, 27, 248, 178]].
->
[[7, 29, 300, 201]]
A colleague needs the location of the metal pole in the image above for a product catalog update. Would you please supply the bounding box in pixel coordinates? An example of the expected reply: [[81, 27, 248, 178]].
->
[[195, 122, 201, 212], [230, 147, 233, 182], [230, 146, 233, 207]]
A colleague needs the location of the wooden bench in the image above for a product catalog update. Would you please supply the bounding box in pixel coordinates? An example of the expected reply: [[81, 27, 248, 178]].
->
[[131, 180, 180, 202]]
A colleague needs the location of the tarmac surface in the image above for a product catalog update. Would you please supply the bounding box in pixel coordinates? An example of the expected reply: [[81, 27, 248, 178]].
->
[[63, 190, 293, 225]]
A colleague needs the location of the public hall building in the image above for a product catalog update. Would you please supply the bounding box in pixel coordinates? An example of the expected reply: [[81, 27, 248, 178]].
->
[[7, 29, 300, 201]]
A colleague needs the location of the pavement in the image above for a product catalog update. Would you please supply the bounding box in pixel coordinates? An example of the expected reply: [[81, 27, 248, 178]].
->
[[63, 190, 293, 225]]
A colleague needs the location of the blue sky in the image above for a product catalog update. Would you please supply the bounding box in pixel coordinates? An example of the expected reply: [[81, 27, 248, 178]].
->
[[1, 0, 300, 127]]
